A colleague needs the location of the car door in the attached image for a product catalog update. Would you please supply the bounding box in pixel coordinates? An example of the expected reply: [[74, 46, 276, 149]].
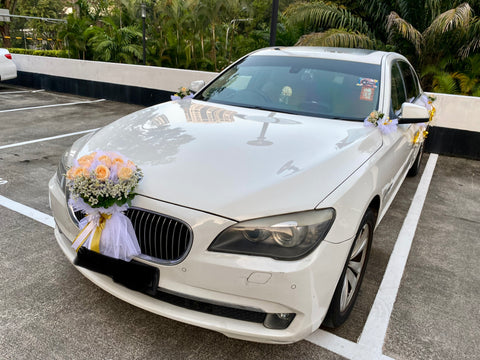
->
[[377, 59, 422, 211]]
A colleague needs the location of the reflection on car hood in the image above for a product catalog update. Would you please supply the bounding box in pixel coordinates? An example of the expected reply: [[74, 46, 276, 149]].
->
[[80, 100, 382, 221]]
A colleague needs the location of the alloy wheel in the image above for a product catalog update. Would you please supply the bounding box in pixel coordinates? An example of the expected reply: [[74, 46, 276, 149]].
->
[[339, 223, 370, 313]]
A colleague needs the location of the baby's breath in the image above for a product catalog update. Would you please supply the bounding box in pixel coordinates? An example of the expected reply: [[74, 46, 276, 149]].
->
[[67, 151, 143, 208]]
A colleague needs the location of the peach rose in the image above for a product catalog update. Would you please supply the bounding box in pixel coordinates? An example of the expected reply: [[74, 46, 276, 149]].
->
[[118, 166, 133, 180], [127, 160, 135, 168], [66, 167, 76, 180], [95, 164, 110, 181], [72, 167, 90, 178], [98, 155, 112, 167], [77, 154, 94, 167], [112, 157, 124, 166]]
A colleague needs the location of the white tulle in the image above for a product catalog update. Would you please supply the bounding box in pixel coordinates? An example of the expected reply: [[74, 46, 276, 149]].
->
[[70, 198, 141, 261]]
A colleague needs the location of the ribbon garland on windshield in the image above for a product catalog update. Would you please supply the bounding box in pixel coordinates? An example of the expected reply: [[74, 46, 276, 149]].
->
[[66, 151, 143, 261]]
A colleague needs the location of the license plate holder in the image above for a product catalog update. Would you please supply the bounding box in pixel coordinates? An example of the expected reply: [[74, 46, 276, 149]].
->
[[74, 247, 159, 296]]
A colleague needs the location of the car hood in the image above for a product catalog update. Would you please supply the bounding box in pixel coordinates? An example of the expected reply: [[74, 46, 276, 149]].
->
[[79, 100, 382, 221]]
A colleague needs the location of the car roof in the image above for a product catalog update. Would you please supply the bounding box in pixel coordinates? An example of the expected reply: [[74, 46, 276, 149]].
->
[[250, 46, 393, 65]]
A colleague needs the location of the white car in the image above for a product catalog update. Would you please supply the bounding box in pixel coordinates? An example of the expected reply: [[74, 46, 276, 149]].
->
[[49, 47, 430, 344], [0, 48, 17, 81]]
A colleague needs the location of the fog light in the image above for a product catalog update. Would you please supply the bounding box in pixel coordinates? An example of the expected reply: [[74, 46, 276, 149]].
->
[[263, 313, 295, 329]]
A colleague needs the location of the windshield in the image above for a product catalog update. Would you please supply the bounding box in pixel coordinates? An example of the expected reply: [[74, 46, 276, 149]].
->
[[196, 55, 381, 121]]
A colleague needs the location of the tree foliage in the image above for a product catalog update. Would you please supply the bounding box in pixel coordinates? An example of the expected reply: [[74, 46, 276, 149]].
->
[[1, 0, 479, 95], [284, 0, 480, 95]]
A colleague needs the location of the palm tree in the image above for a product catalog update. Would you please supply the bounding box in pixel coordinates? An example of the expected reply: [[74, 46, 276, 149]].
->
[[60, 14, 92, 59], [386, 3, 476, 62], [423, 53, 480, 95], [86, 17, 142, 63], [284, 1, 376, 48], [284, 1, 480, 94]]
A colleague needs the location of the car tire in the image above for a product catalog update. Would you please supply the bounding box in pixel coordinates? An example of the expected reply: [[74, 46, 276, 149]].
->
[[323, 209, 374, 328], [407, 141, 424, 177]]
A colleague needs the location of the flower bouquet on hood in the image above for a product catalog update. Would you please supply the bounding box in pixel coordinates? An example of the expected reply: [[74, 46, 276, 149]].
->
[[66, 151, 143, 261]]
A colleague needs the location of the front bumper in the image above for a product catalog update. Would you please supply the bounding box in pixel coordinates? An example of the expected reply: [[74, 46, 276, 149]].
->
[[49, 175, 352, 343]]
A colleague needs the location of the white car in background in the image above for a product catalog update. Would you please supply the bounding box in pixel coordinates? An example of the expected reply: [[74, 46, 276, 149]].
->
[[0, 48, 17, 81], [49, 47, 430, 343]]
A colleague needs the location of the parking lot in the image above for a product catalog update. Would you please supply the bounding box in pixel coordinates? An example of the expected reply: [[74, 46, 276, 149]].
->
[[1, 83, 479, 360]]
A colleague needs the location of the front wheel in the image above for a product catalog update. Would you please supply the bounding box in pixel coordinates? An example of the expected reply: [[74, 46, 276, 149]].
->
[[408, 141, 424, 177], [323, 209, 374, 328]]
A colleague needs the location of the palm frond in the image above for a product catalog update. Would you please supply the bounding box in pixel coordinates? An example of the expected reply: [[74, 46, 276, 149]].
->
[[396, 0, 410, 20], [432, 73, 458, 94], [425, 0, 442, 21], [452, 72, 478, 94], [359, 0, 390, 22], [459, 17, 480, 59], [424, 2, 472, 36], [295, 28, 375, 49], [386, 11, 422, 54], [284, 1, 370, 34]]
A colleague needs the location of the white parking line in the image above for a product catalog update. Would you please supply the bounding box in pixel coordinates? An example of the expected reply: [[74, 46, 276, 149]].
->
[[307, 154, 438, 359], [0, 195, 54, 228], [0, 89, 45, 95], [0, 98, 105, 113], [358, 153, 438, 353], [0, 128, 99, 150], [0, 139, 438, 359]]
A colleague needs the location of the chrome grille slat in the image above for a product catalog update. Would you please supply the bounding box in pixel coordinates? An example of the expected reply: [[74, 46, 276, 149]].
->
[[164, 218, 172, 259], [158, 217, 167, 259], [139, 211, 147, 252], [125, 208, 192, 264], [152, 214, 161, 257], [171, 222, 178, 260]]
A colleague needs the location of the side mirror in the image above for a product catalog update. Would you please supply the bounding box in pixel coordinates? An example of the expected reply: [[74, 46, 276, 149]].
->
[[398, 102, 429, 124], [189, 80, 205, 94]]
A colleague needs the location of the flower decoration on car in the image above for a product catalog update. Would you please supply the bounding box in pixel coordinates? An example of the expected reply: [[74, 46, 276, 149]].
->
[[411, 95, 436, 144], [364, 110, 398, 134], [421, 94, 436, 124], [171, 86, 194, 101], [66, 151, 143, 261], [412, 129, 429, 144]]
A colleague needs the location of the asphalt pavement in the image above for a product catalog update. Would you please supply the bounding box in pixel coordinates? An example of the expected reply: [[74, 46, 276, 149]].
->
[[0, 84, 478, 360]]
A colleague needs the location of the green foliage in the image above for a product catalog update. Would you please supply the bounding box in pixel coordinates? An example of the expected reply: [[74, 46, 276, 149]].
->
[[3, 0, 479, 96], [285, 1, 371, 35], [296, 28, 375, 48], [8, 48, 69, 57], [283, 0, 480, 96], [85, 18, 142, 63], [421, 54, 480, 95]]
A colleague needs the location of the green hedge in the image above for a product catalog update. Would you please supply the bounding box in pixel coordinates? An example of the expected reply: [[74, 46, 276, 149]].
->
[[8, 48, 69, 58]]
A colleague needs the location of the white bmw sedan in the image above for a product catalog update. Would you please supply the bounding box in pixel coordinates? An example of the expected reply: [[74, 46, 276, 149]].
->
[[49, 47, 430, 343], [0, 48, 17, 81]]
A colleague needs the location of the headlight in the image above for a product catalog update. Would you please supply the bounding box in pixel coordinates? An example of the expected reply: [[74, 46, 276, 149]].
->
[[56, 132, 97, 193], [56, 148, 71, 193], [208, 209, 335, 260], [55, 132, 97, 225]]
